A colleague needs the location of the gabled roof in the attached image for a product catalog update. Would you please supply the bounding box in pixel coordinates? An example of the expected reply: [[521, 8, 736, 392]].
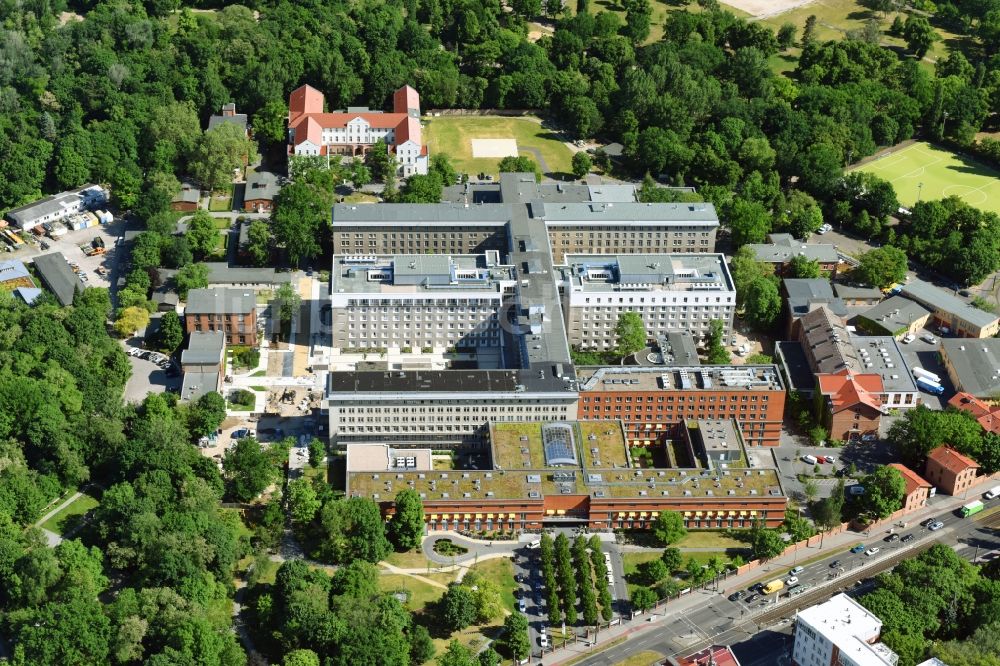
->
[[32, 252, 82, 306], [948, 392, 1000, 435], [185, 288, 256, 315], [926, 445, 979, 474], [244, 170, 280, 202], [901, 279, 999, 330], [0, 259, 31, 284], [888, 463, 931, 496], [288, 84, 324, 119], [816, 371, 883, 414]]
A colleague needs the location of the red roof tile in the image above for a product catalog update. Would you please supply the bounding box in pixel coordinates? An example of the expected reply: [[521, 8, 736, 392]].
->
[[927, 446, 980, 474], [888, 463, 931, 496], [948, 392, 1000, 435], [816, 371, 883, 413], [676, 646, 741, 666]]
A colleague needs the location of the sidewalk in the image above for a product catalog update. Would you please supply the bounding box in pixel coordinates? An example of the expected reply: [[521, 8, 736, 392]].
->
[[541, 486, 992, 666]]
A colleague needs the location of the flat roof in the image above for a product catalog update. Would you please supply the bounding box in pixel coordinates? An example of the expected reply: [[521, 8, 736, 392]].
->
[[857, 296, 931, 334], [32, 252, 82, 306], [659, 331, 700, 366], [539, 201, 718, 225], [204, 263, 293, 286], [346, 443, 433, 472], [347, 420, 782, 502], [559, 253, 734, 294], [796, 594, 892, 666], [834, 284, 883, 301], [776, 341, 817, 392], [849, 336, 917, 392], [695, 418, 743, 454], [181, 331, 225, 365], [333, 202, 512, 226], [180, 371, 220, 402], [0, 259, 31, 284], [941, 338, 1000, 397], [185, 288, 256, 315], [577, 365, 784, 393], [784, 279, 847, 319], [901, 280, 999, 329], [330, 369, 518, 394], [4, 184, 104, 226], [332, 254, 514, 295]]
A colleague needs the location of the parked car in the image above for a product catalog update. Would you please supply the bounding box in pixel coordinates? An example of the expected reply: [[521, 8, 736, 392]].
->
[[901, 333, 915, 343], [884, 533, 900, 543], [865, 547, 880, 556], [901, 534, 915, 543], [785, 576, 800, 586], [231, 428, 254, 440], [850, 544, 866, 554], [861, 434, 878, 442], [829, 559, 841, 569], [922, 334, 938, 344], [518, 598, 526, 613], [728, 591, 744, 602], [921, 518, 936, 527], [789, 566, 804, 576], [825, 456, 837, 463], [928, 521, 944, 531], [744, 593, 759, 604]]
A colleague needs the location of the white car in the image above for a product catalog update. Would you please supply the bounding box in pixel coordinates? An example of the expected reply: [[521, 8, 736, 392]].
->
[[865, 547, 880, 556], [785, 576, 799, 586], [922, 334, 938, 344], [901, 333, 915, 344], [816, 223, 832, 234], [789, 566, 804, 576]]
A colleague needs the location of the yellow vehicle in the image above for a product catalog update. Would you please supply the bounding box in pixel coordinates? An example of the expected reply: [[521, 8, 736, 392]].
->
[[762, 579, 785, 595]]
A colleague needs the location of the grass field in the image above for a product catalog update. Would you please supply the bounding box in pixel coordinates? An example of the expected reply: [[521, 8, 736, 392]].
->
[[467, 557, 518, 612], [423, 116, 574, 180], [383, 549, 437, 570], [378, 573, 447, 611], [40, 492, 99, 534], [852, 142, 1000, 214]]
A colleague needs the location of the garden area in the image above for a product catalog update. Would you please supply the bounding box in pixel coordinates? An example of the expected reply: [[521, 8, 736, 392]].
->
[[227, 388, 256, 411], [39, 491, 100, 535]]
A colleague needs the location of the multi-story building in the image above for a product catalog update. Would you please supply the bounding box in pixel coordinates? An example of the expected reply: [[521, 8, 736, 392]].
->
[[888, 463, 931, 512], [924, 445, 979, 496], [4, 184, 108, 231], [180, 331, 225, 402], [749, 233, 840, 276], [287, 84, 427, 176], [346, 420, 787, 531], [575, 366, 786, 447], [184, 288, 258, 346], [940, 337, 1000, 399], [331, 180, 719, 260], [557, 253, 735, 347], [330, 253, 516, 351], [792, 593, 897, 666]]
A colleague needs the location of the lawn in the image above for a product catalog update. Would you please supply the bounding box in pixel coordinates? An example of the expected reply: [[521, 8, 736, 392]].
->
[[208, 188, 233, 212], [851, 141, 1000, 215], [378, 573, 447, 611], [384, 549, 437, 570], [210, 216, 233, 229], [423, 116, 574, 179], [584, 0, 749, 44], [673, 531, 747, 550], [427, 622, 503, 666], [40, 492, 99, 535], [343, 192, 379, 204], [613, 651, 665, 666], [467, 557, 518, 612]]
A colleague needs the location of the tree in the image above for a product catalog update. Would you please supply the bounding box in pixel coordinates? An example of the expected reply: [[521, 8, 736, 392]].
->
[[186, 210, 219, 259], [615, 311, 647, 358], [189, 122, 256, 192], [497, 156, 541, 182], [438, 640, 476, 666], [245, 220, 271, 266], [254, 99, 290, 148], [398, 172, 444, 203], [158, 310, 183, 352], [308, 438, 325, 467], [781, 190, 824, 239], [271, 180, 328, 266], [861, 465, 905, 520], [777, 22, 797, 49], [802, 14, 818, 46], [114, 306, 150, 338], [631, 586, 656, 612], [284, 649, 321, 666], [787, 254, 821, 278], [856, 246, 908, 289], [661, 547, 683, 572], [410, 624, 435, 666], [903, 15, 939, 58], [803, 479, 819, 505], [223, 437, 276, 502], [623, 0, 652, 44], [571, 151, 592, 179], [744, 278, 781, 331], [638, 558, 669, 585], [430, 153, 458, 186], [440, 585, 477, 632], [288, 478, 322, 524], [316, 497, 391, 564], [500, 611, 530, 661], [511, 0, 542, 19], [750, 526, 786, 560], [275, 282, 302, 327], [886, 406, 983, 467], [729, 246, 777, 304], [651, 511, 687, 546], [705, 319, 731, 364], [175, 262, 209, 299], [388, 488, 425, 551], [366, 139, 394, 182], [188, 391, 227, 438], [728, 199, 771, 247]]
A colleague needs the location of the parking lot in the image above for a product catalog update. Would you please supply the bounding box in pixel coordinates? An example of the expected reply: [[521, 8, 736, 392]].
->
[[893, 330, 954, 410], [5, 218, 127, 292]]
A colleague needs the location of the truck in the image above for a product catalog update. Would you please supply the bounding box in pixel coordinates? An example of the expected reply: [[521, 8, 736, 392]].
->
[[80, 237, 106, 256], [762, 579, 785, 595], [2, 229, 24, 247], [984, 485, 1000, 501], [912, 367, 942, 383], [916, 377, 945, 395], [961, 500, 985, 517]]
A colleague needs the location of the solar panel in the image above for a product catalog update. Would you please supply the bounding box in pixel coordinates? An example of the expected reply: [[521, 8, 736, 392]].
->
[[542, 423, 578, 466]]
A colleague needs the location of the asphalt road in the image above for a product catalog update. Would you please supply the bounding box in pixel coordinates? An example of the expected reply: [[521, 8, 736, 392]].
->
[[563, 504, 1000, 666]]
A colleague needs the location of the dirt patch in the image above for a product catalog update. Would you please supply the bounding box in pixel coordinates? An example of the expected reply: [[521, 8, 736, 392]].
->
[[471, 138, 519, 159], [722, 0, 815, 19], [58, 11, 84, 25]]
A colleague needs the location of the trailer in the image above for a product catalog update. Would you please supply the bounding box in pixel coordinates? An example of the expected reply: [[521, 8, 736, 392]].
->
[[961, 500, 985, 517], [916, 378, 944, 395], [912, 367, 942, 383]]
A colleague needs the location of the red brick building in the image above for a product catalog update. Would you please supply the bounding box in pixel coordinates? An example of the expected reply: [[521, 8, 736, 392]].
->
[[887, 463, 931, 512], [184, 288, 258, 346], [816, 371, 883, 441], [924, 446, 979, 496], [576, 366, 786, 447], [948, 392, 1000, 435]]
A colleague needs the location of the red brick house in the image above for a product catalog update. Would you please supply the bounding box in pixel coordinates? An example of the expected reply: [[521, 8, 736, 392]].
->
[[816, 371, 883, 441], [948, 392, 1000, 435], [184, 288, 258, 347], [924, 446, 979, 496]]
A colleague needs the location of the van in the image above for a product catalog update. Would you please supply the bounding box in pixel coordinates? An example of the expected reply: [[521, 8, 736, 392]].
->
[[762, 579, 785, 595], [527, 540, 541, 549], [921, 334, 938, 344], [802, 454, 818, 465], [985, 486, 1000, 500]]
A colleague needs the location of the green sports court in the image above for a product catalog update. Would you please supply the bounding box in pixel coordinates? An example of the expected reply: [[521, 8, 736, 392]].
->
[[851, 141, 1000, 215]]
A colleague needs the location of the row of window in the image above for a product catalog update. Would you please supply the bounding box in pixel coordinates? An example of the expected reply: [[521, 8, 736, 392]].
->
[[584, 394, 770, 402]]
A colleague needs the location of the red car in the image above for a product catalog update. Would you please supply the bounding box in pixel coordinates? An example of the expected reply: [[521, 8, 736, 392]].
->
[[816, 455, 828, 464]]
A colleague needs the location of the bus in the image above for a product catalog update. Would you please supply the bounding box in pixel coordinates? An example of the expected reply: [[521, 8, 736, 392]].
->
[[762, 579, 785, 595], [961, 500, 985, 518]]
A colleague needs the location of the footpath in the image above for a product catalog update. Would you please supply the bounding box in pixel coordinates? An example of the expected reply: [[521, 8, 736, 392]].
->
[[541, 484, 995, 666]]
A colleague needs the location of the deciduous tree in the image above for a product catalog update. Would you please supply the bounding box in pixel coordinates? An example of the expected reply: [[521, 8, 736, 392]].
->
[[615, 311, 647, 358], [651, 510, 687, 546], [388, 488, 425, 551]]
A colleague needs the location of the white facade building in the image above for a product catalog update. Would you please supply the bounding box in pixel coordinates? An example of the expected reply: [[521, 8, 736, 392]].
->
[[558, 253, 735, 348], [330, 253, 516, 351], [4, 184, 108, 231], [793, 594, 898, 666]]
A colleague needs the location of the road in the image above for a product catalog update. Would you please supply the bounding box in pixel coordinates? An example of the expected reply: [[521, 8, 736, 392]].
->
[[556, 506, 1000, 666]]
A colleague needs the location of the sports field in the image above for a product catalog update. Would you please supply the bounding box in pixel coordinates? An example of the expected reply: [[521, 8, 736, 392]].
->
[[852, 142, 1000, 215], [424, 115, 574, 179]]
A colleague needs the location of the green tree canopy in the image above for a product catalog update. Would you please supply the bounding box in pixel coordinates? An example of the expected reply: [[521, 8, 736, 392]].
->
[[388, 488, 425, 551], [223, 437, 277, 502], [651, 510, 687, 546], [856, 246, 908, 289], [615, 311, 647, 358], [860, 465, 905, 520]]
